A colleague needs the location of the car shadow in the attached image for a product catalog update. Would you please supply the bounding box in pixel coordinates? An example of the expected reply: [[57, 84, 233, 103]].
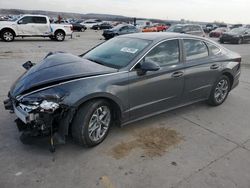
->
[[15, 101, 209, 155], [0, 38, 72, 42]]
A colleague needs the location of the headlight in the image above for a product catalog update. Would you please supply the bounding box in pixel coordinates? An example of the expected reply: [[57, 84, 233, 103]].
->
[[40, 100, 59, 112], [17, 87, 68, 113], [19, 87, 68, 104]]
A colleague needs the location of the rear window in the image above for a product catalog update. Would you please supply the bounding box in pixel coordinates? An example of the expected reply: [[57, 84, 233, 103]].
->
[[184, 39, 208, 61], [206, 43, 221, 56], [33, 17, 47, 24]]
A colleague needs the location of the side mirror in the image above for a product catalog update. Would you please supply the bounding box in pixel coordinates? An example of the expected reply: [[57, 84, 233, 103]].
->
[[244, 31, 248, 34], [17, 20, 25, 24], [137, 60, 160, 75]]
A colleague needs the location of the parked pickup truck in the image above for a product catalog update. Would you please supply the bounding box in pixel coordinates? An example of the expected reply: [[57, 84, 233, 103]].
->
[[0, 14, 73, 42]]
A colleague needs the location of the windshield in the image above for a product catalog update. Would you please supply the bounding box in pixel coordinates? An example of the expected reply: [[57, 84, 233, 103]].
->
[[167, 25, 184, 32], [83, 37, 151, 69], [228, 28, 247, 34], [9, 16, 21, 21], [112, 24, 125, 30]]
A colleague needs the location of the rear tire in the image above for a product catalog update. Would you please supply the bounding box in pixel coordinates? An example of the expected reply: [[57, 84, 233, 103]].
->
[[208, 75, 230, 106], [54, 30, 65, 41], [71, 100, 112, 147], [1, 29, 15, 42]]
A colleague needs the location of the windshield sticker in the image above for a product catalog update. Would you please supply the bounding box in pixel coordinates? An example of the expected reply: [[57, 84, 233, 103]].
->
[[120, 47, 138, 54]]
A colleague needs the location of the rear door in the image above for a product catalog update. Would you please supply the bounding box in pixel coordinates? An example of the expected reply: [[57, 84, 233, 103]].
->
[[32, 16, 50, 36], [128, 39, 185, 120], [182, 39, 222, 102]]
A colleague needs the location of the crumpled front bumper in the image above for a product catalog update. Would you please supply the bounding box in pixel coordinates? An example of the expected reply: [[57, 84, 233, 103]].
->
[[4, 97, 58, 136]]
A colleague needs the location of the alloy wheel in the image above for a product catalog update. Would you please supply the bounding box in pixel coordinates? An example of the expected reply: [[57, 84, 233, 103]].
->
[[3, 32, 14, 41], [214, 79, 229, 103], [88, 106, 111, 142], [56, 33, 64, 41]]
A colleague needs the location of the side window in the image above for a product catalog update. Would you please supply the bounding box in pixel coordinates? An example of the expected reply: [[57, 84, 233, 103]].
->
[[144, 39, 180, 66], [193, 26, 202, 32], [18, 16, 34, 24], [183, 26, 190, 32], [206, 43, 221, 56], [184, 39, 208, 61], [128, 26, 136, 30], [33, 17, 47, 24], [120, 26, 129, 31]]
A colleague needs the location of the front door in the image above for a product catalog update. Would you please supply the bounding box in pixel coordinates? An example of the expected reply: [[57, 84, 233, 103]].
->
[[128, 39, 185, 120], [16, 16, 36, 36]]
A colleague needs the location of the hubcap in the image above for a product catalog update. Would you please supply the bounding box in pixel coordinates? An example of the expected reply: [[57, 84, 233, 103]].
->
[[88, 106, 111, 142], [56, 33, 64, 41], [214, 79, 229, 103], [3, 32, 13, 41]]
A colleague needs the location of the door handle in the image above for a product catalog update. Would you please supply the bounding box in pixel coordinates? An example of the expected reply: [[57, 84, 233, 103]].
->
[[210, 64, 219, 69], [172, 71, 184, 78]]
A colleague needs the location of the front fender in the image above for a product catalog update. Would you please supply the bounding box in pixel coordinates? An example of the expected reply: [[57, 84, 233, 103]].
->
[[74, 92, 124, 112]]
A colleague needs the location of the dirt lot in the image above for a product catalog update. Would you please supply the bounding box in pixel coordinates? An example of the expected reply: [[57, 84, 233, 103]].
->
[[1, 31, 250, 188]]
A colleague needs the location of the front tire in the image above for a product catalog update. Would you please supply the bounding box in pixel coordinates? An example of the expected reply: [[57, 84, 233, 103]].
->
[[71, 100, 112, 147], [208, 75, 230, 106], [1, 29, 15, 42], [54, 30, 65, 41]]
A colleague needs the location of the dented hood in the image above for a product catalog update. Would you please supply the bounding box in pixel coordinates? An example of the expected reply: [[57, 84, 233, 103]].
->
[[10, 52, 117, 96]]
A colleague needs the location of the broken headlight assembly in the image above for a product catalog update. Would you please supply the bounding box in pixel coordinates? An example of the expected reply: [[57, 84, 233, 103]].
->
[[17, 87, 68, 113], [14, 88, 69, 152]]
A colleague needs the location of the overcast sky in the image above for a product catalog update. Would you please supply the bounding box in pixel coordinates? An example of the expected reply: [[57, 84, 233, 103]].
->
[[0, 0, 249, 24]]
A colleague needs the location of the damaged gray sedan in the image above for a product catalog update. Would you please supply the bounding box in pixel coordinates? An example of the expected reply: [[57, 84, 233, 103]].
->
[[4, 33, 241, 151]]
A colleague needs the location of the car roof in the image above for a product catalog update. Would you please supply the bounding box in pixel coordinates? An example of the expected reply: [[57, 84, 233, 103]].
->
[[120, 32, 204, 41], [22, 14, 47, 17]]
